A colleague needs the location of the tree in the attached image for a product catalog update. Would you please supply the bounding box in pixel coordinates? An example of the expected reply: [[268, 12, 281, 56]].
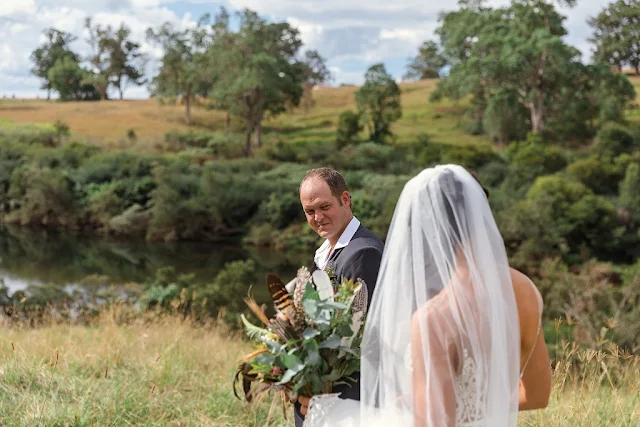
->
[[589, 0, 640, 74], [432, 0, 630, 137], [84, 18, 113, 100], [209, 8, 304, 156], [300, 50, 331, 113], [403, 40, 446, 80], [619, 163, 640, 218], [336, 110, 363, 148], [104, 24, 147, 100], [30, 29, 79, 100], [147, 18, 210, 125], [355, 63, 402, 143], [47, 57, 100, 101]]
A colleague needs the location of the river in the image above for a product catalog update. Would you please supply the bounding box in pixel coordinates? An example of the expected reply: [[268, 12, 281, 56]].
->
[[0, 226, 311, 306]]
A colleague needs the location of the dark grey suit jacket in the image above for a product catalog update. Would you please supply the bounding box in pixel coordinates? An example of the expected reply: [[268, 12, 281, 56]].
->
[[294, 223, 384, 427]]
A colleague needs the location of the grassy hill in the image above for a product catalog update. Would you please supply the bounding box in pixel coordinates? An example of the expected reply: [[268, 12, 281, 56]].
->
[[2, 77, 640, 149]]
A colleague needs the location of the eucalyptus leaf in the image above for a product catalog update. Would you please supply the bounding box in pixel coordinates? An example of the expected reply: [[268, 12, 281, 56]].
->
[[276, 368, 298, 385], [294, 376, 308, 394], [254, 353, 276, 366], [312, 270, 334, 301], [303, 282, 320, 301], [304, 339, 321, 366], [336, 324, 354, 337], [303, 298, 318, 318], [338, 346, 358, 356], [321, 370, 342, 383], [318, 334, 341, 349], [266, 339, 284, 354], [308, 372, 324, 394], [303, 327, 320, 340], [281, 354, 304, 372], [318, 301, 347, 310]]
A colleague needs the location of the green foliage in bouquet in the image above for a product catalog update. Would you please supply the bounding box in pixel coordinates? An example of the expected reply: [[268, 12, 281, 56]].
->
[[233, 268, 367, 413]]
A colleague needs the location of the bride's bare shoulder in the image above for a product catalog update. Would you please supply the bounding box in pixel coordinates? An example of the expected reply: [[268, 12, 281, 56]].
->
[[411, 290, 451, 327], [509, 268, 542, 340]]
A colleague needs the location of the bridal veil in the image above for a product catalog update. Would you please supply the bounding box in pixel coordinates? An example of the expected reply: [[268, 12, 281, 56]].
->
[[306, 164, 520, 427]]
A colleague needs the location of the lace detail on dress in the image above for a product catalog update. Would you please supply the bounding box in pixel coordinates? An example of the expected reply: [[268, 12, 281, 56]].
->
[[453, 348, 487, 426], [306, 393, 343, 427]]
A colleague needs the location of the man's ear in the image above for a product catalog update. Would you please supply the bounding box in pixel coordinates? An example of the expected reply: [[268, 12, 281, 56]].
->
[[341, 191, 351, 207]]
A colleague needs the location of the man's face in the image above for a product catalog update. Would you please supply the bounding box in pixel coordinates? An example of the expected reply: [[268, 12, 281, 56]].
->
[[300, 177, 351, 240]]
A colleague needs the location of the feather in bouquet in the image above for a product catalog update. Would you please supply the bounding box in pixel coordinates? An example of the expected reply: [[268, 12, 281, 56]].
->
[[233, 266, 368, 416]]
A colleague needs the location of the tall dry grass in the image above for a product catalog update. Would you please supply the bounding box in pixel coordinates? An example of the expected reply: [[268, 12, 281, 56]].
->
[[1, 305, 638, 426], [0, 307, 287, 426]]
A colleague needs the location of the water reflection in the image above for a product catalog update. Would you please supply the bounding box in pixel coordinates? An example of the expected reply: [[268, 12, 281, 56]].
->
[[0, 226, 312, 302]]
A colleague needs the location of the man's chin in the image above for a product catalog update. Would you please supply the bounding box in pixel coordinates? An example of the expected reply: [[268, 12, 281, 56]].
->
[[317, 229, 334, 239]]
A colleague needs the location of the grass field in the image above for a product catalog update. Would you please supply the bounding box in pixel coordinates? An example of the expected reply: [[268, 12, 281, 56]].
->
[[2, 77, 640, 149], [1, 311, 638, 426], [0, 80, 494, 148]]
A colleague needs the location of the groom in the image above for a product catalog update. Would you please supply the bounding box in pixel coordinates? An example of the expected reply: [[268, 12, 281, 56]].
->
[[293, 167, 384, 427]]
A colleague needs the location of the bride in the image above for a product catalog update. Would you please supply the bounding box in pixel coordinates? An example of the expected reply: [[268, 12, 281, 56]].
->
[[305, 165, 552, 426]]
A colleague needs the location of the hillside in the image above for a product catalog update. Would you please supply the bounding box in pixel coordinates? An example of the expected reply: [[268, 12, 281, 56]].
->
[[3, 78, 635, 148], [2, 77, 639, 148]]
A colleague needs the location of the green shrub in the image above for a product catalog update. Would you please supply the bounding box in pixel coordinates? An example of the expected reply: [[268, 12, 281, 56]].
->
[[75, 152, 156, 185], [483, 91, 529, 144], [351, 190, 380, 227], [501, 175, 622, 268], [244, 223, 277, 247], [502, 137, 568, 194], [6, 165, 77, 228], [567, 155, 625, 195], [619, 163, 640, 220], [254, 192, 304, 229], [593, 123, 637, 157], [337, 142, 398, 172], [336, 110, 362, 148], [0, 125, 57, 147], [478, 160, 508, 188], [463, 118, 483, 136], [414, 138, 499, 171], [198, 260, 258, 322], [273, 222, 321, 252]]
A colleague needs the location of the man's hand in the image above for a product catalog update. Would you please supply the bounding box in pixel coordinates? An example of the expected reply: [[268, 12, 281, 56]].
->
[[298, 395, 311, 416]]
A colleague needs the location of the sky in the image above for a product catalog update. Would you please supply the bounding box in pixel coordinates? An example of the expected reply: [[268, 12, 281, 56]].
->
[[0, 0, 606, 99]]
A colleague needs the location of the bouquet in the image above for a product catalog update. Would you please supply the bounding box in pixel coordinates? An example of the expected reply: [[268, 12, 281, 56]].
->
[[233, 266, 368, 414]]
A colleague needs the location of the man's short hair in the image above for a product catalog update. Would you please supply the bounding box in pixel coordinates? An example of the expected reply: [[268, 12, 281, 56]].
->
[[300, 168, 349, 202]]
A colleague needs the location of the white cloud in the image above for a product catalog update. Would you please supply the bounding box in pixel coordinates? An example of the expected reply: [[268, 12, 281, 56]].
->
[[0, 0, 190, 98], [0, 0, 37, 17], [0, 0, 606, 97]]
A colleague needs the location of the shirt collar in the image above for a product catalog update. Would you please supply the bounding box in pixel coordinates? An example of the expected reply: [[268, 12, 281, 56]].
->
[[333, 216, 360, 251], [314, 216, 360, 269]]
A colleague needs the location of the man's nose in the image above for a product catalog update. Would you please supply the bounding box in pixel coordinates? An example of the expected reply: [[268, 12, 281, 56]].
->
[[314, 211, 324, 222]]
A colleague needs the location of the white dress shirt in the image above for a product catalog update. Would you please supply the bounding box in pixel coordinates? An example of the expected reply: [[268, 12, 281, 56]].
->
[[314, 216, 361, 270]]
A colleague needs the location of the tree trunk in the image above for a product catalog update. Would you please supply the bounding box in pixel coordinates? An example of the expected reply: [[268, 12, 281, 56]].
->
[[636, 65, 640, 76], [253, 118, 262, 148], [225, 112, 231, 133], [303, 82, 314, 114], [244, 121, 252, 157], [252, 90, 263, 148], [530, 95, 545, 134], [47, 86, 51, 101], [185, 85, 192, 126]]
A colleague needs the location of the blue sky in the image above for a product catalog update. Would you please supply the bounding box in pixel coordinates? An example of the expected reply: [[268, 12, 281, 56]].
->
[[0, 0, 604, 99]]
